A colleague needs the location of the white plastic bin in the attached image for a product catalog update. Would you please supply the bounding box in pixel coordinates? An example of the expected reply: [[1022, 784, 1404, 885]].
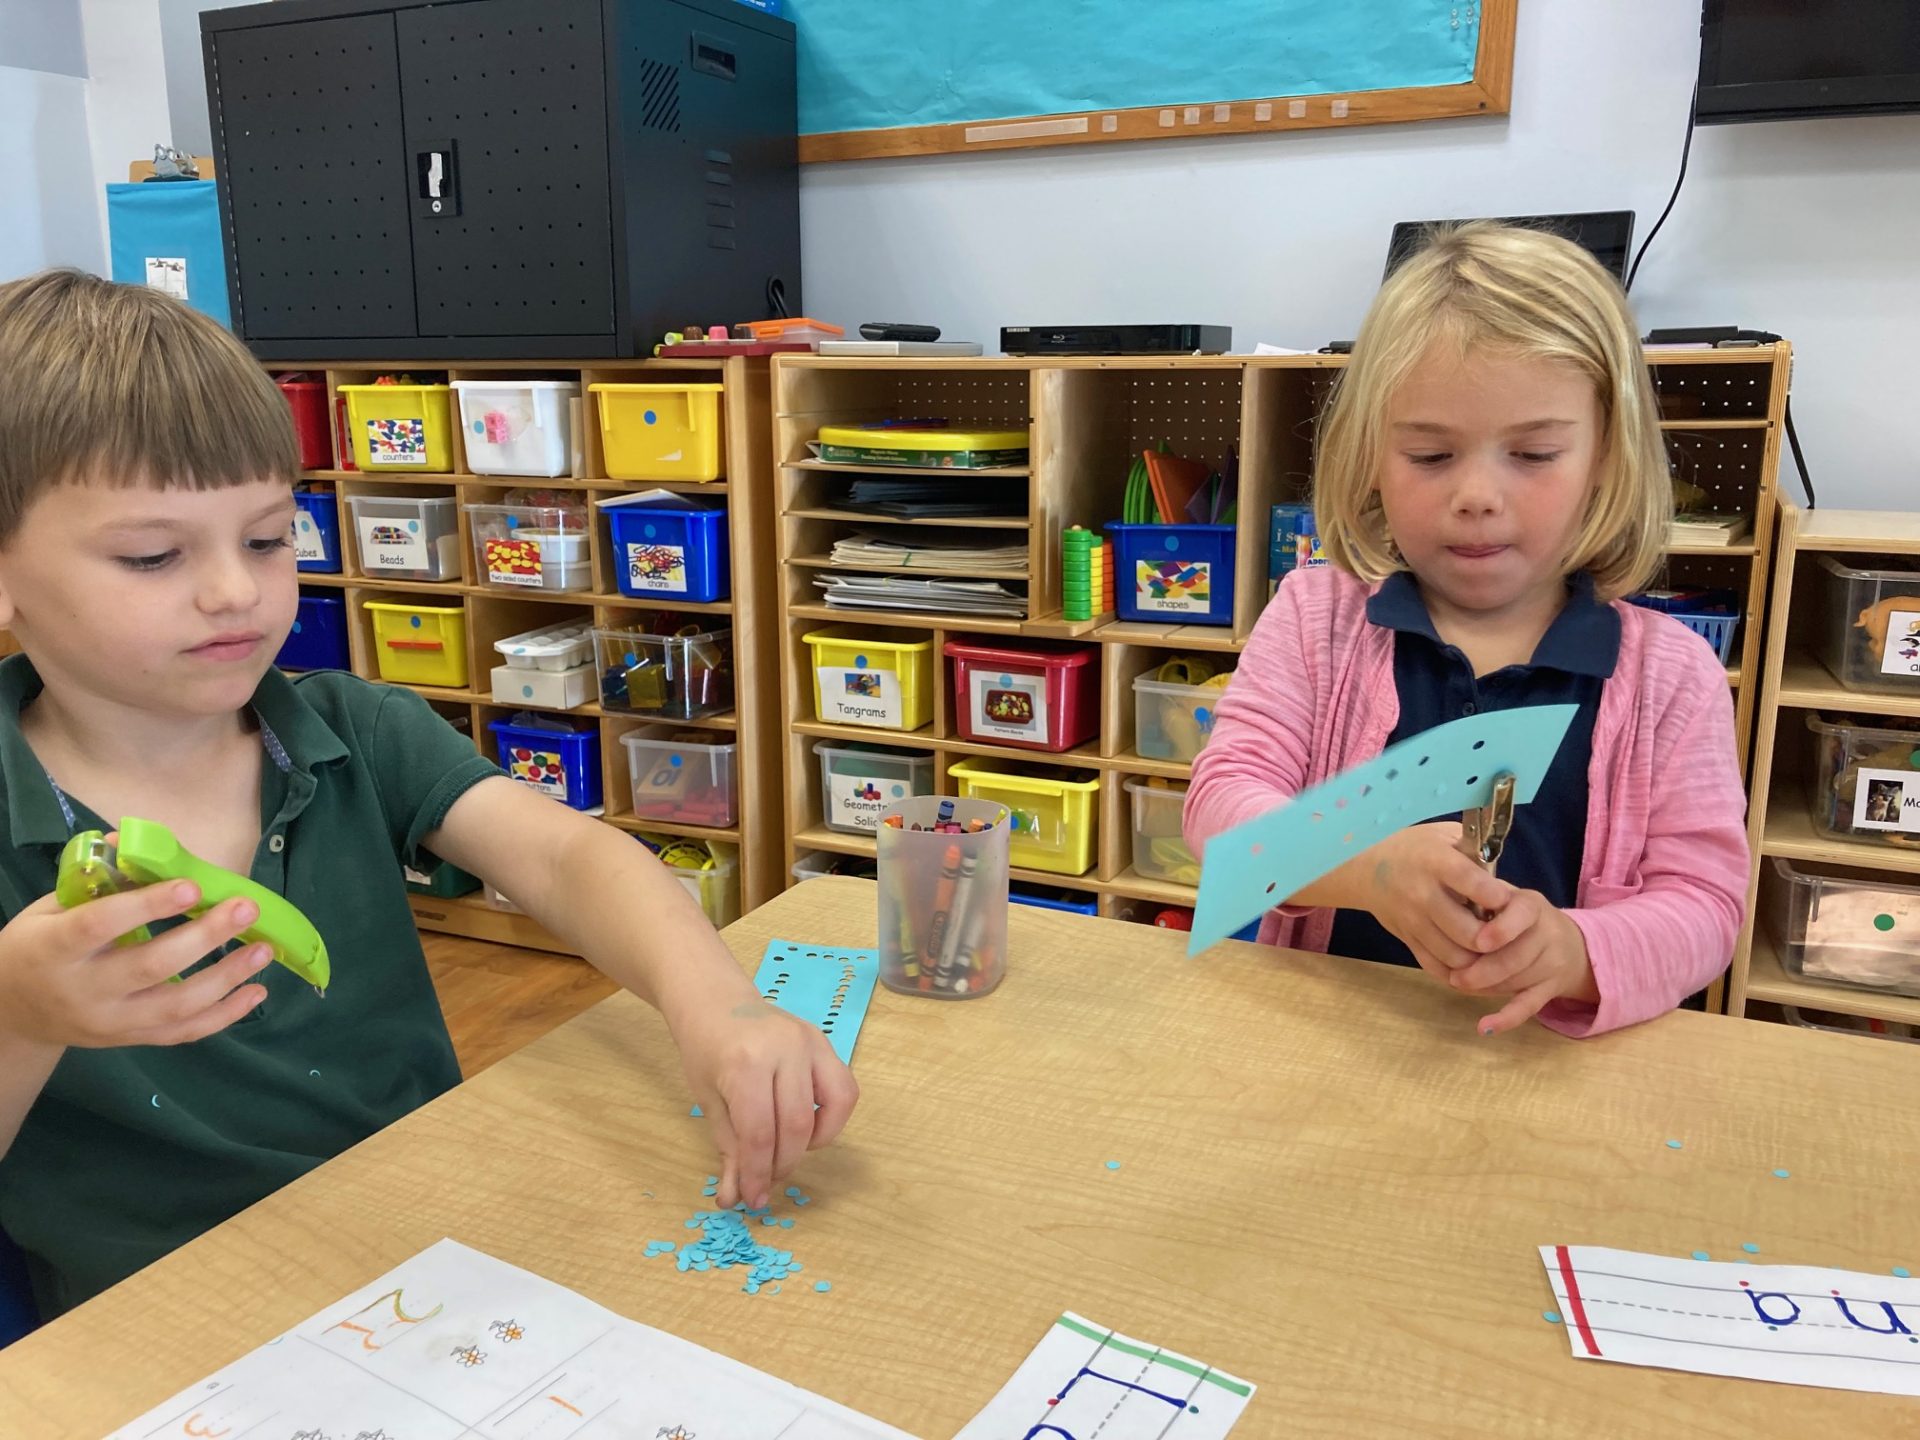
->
[[491, 620, 595, 708], [451, 379, 579, 477]]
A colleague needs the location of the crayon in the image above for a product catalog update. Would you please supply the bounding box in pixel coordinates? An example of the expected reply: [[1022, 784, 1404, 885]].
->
[[934, 852, 979, 989], [919, 844, 961, 992]]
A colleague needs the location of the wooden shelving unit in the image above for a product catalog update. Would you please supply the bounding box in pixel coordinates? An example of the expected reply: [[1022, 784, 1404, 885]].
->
[[771, 347, 1791, 926], [274, 358, 781, 954], [1730, 503, 1920, 1027]]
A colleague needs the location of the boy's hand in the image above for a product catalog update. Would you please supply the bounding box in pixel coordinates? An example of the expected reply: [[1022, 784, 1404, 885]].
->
[[669, 999, 858, 1212], [0, 883, 271, 1050], [1450, 888, 1598, 1035], [1362, 823, 1514, 979]]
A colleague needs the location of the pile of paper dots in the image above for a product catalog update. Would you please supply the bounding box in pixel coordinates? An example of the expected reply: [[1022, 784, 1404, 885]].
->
[[643, 1180, 829, 1296]]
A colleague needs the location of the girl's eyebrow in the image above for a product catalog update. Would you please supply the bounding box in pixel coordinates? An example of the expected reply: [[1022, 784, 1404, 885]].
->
[[1390, 418, 1578, 434]]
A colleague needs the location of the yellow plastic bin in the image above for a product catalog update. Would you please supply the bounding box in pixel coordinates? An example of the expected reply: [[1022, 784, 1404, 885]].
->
[[337, 383, 456, 472], [589, 383, 726, 481], [803, 630, 935, 731], [948, 759, 1100, 876], [365, 600, 469, 688]]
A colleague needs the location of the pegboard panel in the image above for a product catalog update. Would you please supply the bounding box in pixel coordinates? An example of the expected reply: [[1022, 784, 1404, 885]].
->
[[886, 371, 1035, 429], [1113, 371, 1245, 471], [209, 13, 418, 340], [1665, 428, 1768, 513], [1649, 363, 1773, 420], [399, 0, 615, 338], [1646, 551, 1752, 595]]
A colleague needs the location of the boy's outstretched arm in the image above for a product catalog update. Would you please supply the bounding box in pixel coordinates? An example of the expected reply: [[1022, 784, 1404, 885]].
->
[[425, 777, 858, 1209]]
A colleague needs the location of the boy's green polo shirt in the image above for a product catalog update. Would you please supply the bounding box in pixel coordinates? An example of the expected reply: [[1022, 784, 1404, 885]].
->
[[0, 655, 500, 1316]]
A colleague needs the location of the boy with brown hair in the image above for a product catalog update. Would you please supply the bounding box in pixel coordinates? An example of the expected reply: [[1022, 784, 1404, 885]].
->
[[0, 271, 855, 1318]]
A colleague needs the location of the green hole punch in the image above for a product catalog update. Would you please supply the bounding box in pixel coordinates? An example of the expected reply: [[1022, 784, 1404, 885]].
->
[[55, 818, 330, 996]]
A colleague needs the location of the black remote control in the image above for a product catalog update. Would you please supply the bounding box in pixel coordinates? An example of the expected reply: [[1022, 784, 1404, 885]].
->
[[860, 322, 941, 342]]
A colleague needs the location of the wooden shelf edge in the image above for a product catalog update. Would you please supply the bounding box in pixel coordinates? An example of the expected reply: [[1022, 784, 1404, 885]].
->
[[407, 893, 575, 955]]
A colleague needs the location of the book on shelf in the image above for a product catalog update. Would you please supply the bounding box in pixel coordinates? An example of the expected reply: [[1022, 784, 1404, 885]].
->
[[828, 530, 1027, 572], [813, 573, 1027, 618], [1669, 512, 1753, 546]]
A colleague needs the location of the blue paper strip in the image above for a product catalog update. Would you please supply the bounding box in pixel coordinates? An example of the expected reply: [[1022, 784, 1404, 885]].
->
[[753, 939, 879, 1066], [1189, 705, 1578, 953]]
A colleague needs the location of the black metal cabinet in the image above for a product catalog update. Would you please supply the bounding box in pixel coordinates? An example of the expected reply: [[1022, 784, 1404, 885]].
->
[[204, 0, 799, 359]]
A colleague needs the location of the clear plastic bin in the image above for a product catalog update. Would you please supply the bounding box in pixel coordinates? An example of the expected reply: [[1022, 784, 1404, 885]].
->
[[1817, 555, 1920, 694], [635, 834, 738, 927], [338, 382, 455, 472], [594, 624, 733, 719], [590, 383, 727, 482], [348, 494, 461, 581], [947, 759, 1099, 876], [365, 600, 468, 688], [813, 740, 935, 834], [1807, 712, 1920, 851], [1133, 672, 1232, 762], [1128, 778, 1198, 884], [622, 727, 738, 827], [803, 630, 935, 731], [467, 502, 592, 592], [1762, 856, 1920, 999], [450, 379, 578, 477], [490, 620, 594, 708], [1781, 1005, 1919, 1043]]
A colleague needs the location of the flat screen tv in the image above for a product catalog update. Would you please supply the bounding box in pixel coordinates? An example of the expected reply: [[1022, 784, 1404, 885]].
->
[[1697, 1, 1920, 123]]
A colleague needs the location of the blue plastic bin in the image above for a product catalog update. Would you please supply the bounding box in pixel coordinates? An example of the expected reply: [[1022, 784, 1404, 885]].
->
[[603, 496, 731, 602], [1108, 522, 1237, 627], [1008, 884, 1098, 916], [293, 488, 342, 574], [490, 714, 602, 811], [277, 593, 349, 671], [1626, 590, 1740, 663]]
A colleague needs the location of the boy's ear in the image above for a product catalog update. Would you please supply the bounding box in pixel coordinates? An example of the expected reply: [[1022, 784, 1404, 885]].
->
[[0, 572, 17, 631]]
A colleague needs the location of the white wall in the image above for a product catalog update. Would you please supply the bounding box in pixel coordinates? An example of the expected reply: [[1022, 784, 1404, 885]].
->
[[79, 0, 173, 253], [799, 0, 1920, 510], [0, 0, 102, 279]]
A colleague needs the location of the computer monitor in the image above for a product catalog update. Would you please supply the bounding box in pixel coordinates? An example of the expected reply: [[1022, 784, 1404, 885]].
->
[[1383, 211, 1636, 283]]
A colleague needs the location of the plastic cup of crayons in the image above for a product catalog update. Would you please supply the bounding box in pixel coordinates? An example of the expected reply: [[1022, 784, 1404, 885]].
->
[[875, 795, 1010, 999]]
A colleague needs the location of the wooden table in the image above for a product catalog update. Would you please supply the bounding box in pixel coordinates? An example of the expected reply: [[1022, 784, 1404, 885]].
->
[[5, 876, 1919, 1438]]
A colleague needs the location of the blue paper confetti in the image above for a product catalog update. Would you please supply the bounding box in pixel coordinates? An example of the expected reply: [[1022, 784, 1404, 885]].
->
[[1666, 1139, 1683, 1150], [1742, 1243, 1760, 1255], [1772, 1168, 1791, 1179], [1896, 1266, 1912, 1279], [1542, 1310, 1563, 1325], [1691, 1251, 1710, 1262], [648, 1188, 821, 1297], [1105, 1160, 1121, 1171], [815, 1281, 831, 1293]]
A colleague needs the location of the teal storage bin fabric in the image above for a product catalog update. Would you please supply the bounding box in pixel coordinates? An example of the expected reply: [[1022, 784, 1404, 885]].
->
[[106, 181, 230, 327]]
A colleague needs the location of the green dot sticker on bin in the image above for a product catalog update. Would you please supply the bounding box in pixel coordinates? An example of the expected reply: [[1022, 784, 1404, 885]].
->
[[1877, 913, 1897, 932]]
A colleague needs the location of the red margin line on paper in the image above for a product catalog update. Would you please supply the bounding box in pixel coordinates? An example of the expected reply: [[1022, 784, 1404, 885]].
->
[[1555, 1244, 1603, 1357]]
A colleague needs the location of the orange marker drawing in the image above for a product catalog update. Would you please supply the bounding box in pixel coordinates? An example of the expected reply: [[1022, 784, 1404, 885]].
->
[[181, 1415, 230, 1439], [549, 1395, 584, 1416], [326, 1287, 445, 1351]]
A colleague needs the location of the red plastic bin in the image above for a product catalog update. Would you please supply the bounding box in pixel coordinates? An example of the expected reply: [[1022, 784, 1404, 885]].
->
[[276, 374, 330, 470], [944, 639, 1100, 753]]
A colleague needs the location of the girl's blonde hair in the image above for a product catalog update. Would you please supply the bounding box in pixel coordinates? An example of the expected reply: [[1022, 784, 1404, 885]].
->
[[1313, 221, 1669, 602]]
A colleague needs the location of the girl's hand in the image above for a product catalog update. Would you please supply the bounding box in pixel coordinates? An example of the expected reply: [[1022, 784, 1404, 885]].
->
[[669, 999, 859, 1212], [1450, 889, 1598, 1035], [1361, 823, 1514, 980]]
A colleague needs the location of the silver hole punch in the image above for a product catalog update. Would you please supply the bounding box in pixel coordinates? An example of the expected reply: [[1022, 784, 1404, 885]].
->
[[1458, 773, 1516, 921]]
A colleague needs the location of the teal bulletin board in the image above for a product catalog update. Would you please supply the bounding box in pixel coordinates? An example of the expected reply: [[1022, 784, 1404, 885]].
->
[[794, 0, 1516, 162]]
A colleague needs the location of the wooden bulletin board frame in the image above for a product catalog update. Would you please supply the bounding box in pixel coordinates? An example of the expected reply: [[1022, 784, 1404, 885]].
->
[[798, 0, 1515, 163]]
